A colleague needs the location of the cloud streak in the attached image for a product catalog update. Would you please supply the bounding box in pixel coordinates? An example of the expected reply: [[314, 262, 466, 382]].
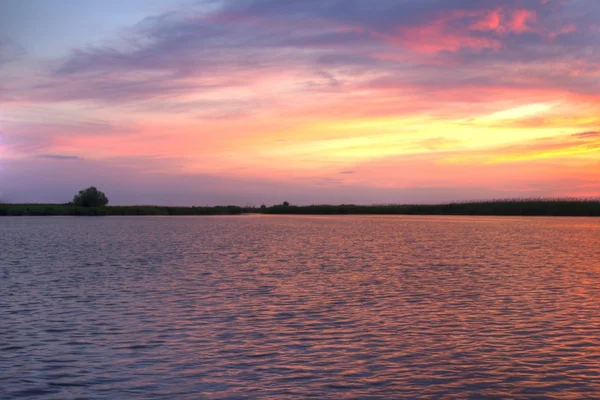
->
[[38, 154, 83, 161]]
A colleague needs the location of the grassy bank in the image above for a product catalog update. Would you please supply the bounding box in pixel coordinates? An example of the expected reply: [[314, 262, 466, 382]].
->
[[263, 199, 600, 217], [0, 204, 243, 216]]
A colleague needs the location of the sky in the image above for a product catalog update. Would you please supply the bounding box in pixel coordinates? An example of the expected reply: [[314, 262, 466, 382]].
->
[[1, 0, 599, 205]]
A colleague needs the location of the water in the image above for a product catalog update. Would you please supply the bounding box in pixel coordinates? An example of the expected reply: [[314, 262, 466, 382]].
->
[[1, 215, 600, 399]]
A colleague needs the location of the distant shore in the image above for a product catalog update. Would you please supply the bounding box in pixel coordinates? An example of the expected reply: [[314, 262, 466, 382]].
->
[[1, 199, 599, 217], [260, 199, 600, 217], [0, 204, 243, 216]]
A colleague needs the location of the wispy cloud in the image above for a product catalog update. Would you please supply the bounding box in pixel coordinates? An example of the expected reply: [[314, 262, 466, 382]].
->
[[572, 131, 600, 139], [39, 154, 83, 161]]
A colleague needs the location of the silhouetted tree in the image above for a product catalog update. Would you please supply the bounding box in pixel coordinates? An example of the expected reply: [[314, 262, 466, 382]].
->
[[73, 186, 109, 207], [283, 201, 290, 207], [260, 204, 266, 209]]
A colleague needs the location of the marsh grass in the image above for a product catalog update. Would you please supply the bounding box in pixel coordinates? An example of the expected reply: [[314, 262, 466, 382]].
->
[[264, 198, 600, 216]]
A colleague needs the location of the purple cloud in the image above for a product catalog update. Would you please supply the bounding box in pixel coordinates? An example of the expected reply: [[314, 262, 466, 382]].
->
[[572, 131, 600, 138], [0, 37, 24, 66], [16, 0, 591, 110]]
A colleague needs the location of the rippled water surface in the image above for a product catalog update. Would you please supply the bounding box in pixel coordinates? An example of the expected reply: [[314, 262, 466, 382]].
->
[[2, 215, 600, 399]]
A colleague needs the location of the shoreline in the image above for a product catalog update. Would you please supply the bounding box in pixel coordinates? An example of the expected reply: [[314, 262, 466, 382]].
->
[[0, 204, 243, 216], [1, 200, 599, 217]]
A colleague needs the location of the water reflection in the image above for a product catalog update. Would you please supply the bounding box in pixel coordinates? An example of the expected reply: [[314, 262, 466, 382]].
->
[[1, 215, 600, 398]]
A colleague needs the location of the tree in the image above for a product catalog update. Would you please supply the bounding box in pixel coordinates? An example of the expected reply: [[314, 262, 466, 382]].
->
[[73, 186, 109, 207], [283, 201, 290, 207]]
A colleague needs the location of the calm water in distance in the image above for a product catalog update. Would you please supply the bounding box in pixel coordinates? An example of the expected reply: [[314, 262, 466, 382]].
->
[[2, 215, 600, 399]]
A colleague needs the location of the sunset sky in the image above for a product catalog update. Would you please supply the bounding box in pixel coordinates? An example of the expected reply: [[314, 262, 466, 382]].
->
[[1, 0, 599, 205]]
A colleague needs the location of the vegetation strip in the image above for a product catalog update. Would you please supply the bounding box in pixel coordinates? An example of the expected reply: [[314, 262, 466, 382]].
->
[[0, 204, 243, 216], [2, 200, 599, 217], [262, 200, 600, 216]]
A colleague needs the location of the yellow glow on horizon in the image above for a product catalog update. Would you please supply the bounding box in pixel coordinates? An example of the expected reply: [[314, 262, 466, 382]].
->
[[489, 146, 600, 163], [476, 103, 555, 122]]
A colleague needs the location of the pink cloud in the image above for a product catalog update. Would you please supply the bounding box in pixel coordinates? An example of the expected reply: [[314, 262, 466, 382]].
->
[[508, 9, 537, 33], [471, 10, 502, 31], [471, 8, 537, 34], [386, 11, 500, 54], [381, 6, 541, 54]]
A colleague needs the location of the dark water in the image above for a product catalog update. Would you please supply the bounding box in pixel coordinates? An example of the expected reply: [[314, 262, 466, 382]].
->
[[2, 215, 600, 399]]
